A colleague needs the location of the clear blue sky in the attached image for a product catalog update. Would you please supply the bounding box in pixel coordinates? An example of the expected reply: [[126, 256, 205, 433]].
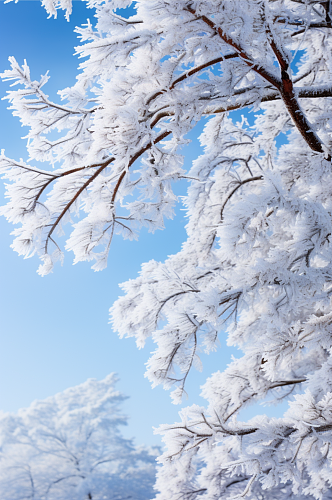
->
[[0, 0, 283, 447]]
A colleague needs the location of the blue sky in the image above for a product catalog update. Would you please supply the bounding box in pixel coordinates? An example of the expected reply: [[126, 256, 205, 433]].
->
[[0, 0, 284, 447]]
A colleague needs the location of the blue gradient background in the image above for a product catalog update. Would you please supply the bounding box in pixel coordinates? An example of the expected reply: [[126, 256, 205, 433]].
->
[[0, 1, 284, 447]]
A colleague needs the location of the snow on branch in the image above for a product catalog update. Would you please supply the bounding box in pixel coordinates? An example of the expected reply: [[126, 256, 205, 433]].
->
[[2, 1, 332, 498]]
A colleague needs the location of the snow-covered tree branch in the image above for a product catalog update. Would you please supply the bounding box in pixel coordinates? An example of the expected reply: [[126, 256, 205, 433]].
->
[[0, 374, 158, 500], [2, 0, 332, 498]]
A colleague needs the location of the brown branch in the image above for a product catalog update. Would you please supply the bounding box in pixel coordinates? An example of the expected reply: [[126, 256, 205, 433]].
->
[[179, 327, 198, 393], [187, 6, 331, 159], [29, 177, 60, 213], [167, 440, 190, 460], [167, 416, 332, 464], [277, 20, 332, 28], [316, 423, 332, 433], [210, 85, 332, 115], [166, 425, 196, 434], [220, 176, 263, 221], [30, 166, 91, 212], [281, 82, 327, 154], [224, 394, 258, 423], [155, 289, 200, 324], [34, 7, 332, 259], [169, 53, 238, 89], [219, 423, 259, 436], [156, 342, 182, 382], [12, 160, 113, 216], [186, 6, 281, 88], [181, 437, 209, 454], [146, 53, 239, 107], [264, 20, 329, 157], [226, 477, 250, 490], [45, 76, 329, 229], [111, 130, 171, 205], [291, 22, 332, 37], [179, 489, 207, 499], [269, 378, 306, 388], [1, 161, 57, 178], [111, 81, 331, 213], [43, 121, 170, 255], [224, 377, 306, 422], [45, 157, 115, 252], [150, 111, 173, 128], [174, 417, 259, 438], [297, 86, 332, 98]]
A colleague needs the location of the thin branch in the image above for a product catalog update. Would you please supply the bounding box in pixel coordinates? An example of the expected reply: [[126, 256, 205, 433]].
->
[[226, 477, 250, 489], [220, 176, 264, 221], [146, 53, 239, 106], [178, 437, 209, 455], [7, 63, 96, 116], [0, 160, 57, 178], [178, 327, 198, 394], [110, 12, 143, 24], [40, 78, 329, 235], [155, 289, 200, 324], [45, 474, 86, 495], [45, 157, 114, 252], [224, 378, 306, 422], [170, 53, 239, 89], [291, 21, 332, 36], [269, 378, 306, 388], [178, 489, 207, 500], [234, 474, 257, 498], [110, 130, 171, 205]]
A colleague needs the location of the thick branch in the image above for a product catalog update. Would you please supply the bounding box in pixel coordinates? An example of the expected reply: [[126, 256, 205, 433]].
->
[[265, 20, 329, 156], [186, 6, 281, 88], [280, 79, 328, 155], [187, 6, 331, 158]]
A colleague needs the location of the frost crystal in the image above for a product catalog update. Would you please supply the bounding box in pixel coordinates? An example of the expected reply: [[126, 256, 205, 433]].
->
[[2, 0, 332, 498]]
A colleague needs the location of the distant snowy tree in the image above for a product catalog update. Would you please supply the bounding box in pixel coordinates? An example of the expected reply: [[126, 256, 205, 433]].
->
[[0, 374, 157, 500], [1, 0, 332, 498]]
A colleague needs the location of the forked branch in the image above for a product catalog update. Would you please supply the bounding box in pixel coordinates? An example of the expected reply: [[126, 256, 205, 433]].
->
[[186, 6, 331, 159], [264, 16, 330, 157]]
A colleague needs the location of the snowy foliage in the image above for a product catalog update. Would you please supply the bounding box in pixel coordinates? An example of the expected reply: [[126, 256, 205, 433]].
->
[[2, 0, 332, 498], [0, 374, 158, 500]]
